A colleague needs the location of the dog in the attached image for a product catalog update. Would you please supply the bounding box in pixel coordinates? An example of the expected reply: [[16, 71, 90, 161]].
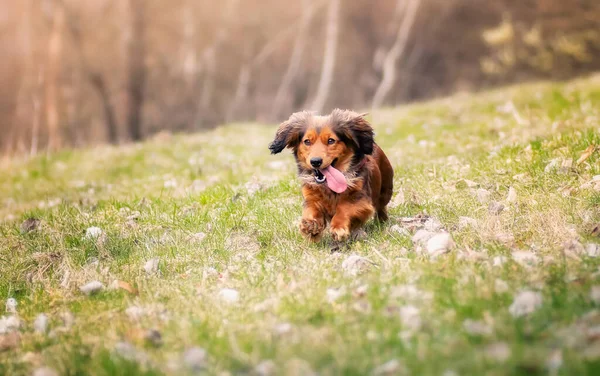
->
[[269, 109, 394, 242]]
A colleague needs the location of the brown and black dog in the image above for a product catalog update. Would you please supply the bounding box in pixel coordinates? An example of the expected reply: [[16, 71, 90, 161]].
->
[[269, 109, 394, 242]]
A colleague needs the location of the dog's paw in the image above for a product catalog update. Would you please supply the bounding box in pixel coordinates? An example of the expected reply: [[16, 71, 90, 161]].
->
[[330, 226, 350, 242], [300, 217, 325, 241]]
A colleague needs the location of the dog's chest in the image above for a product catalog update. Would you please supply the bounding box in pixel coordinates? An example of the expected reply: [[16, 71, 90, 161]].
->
[[319, 188, 340, 217]]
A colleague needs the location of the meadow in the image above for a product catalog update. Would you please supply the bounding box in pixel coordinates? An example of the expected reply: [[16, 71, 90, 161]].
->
[[2, 75, 600, 375]]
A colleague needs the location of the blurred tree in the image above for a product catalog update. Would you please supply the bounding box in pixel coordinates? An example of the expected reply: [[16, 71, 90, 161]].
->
[[63, 1, 119, 144], [372, 0, 421, 109], [45, 2, 65, 151], [126, 0, 147, 141], [271, 0, 316, 120], [310, 0, 340, 113], [1, 0, 599, 156]]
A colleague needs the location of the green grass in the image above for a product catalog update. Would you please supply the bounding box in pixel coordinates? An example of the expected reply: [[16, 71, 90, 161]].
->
[[2, 74, 600, 375]]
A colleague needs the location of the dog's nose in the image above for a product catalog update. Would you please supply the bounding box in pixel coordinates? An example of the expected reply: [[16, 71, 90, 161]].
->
[[310, 157, 323, 168]]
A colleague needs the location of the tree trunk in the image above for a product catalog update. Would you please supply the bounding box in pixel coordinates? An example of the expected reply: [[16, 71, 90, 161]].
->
[[45, 4, 65, 152], [310, 0, 340, 114], [371, 0, 421, 109], [90, 73, 119, 143], [126, 0, 146, 141], [226, 64, 251, 122], [271, 0, 316, 120], [63, 2, 120, 144], [194, 0, 239, 128]]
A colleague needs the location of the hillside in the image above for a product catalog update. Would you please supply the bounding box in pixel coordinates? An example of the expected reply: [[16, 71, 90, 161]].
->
[[2, 75, 600, 375]]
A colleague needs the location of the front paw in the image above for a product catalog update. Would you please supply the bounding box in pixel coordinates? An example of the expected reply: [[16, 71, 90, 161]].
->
[[330, 226, 350, 242], [300, 217, 325, 241]]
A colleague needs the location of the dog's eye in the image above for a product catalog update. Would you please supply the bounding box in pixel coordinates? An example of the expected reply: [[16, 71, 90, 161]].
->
[[303, 139, 311, 146], [328, 138, 336, 145]]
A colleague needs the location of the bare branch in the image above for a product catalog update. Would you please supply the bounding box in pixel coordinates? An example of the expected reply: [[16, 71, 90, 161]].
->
[[271, 0, 316, 120], [310, 0, 340, 114], [372, 0, 422, 109]]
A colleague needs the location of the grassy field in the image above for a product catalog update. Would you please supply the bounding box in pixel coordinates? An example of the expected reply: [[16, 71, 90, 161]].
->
[[2, 75, 600, 375]]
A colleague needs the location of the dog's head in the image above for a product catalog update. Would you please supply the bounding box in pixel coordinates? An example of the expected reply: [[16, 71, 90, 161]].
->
[[268, 109, 374, 173]]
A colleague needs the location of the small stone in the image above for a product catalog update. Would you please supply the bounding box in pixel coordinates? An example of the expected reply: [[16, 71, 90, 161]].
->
[[144, 329, 163, 347], [495, 279, 510, 293], [144, 258, 159, 275], [476, 188, 491, 203], [372, 359, 404, 375], [546, 349, 562, 374], [183, 347, 207, 371], [509, 290, 543, 317], [34, 313, 49, 334], [389, 225, 409, 237], [79, 281, 104, 296], [125, 306, 147, 321], [426, 233, 454, 257], [274, 322, 292, 335], [21, 218, 41, 233], [32, 367, 59, 376], [114, 341, 138, 361], [463, 319, 492, 336], [354, 284, 369, 298], [513, 173, 529, 182], [0, 315, 21, 334], [456, 179, 479, 189], [586, 244, 600, 257], [390, 284, 432, 301], [544, 158, 560, 173], [484, 342, 511, 362], [488, 201, 505, 215], [423, 218, 443, 232], [0, 332, 20, 352], [511, 251, 540, 267], [352, 228, 368, 241], [84, 227, 103, 240], [412, 229, 435, 244], [5, 298, 17, 314], [559, 158, 573, 174], [506, 187, 517, 203], [164, 179, 177, 188], [218, 288, 240, 303], [389, 189, 406, 208], [188, 232, 207, 243], [326, 288, 345, 303], [442, 370, 458, 376], [59, 311, 75, 328], [245, 181, 263, 196], [458, 216, 477, 230], [492, 256, 508, 266], [341, 255, 373, 276], [399, 305, 421, 331], [590, 286, 600, 304], [255, 360, 276, 376], [564, 239, 584, 252]]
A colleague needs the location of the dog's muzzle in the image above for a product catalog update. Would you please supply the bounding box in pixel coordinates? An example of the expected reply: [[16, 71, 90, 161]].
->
[[314, 169, 326, 184]]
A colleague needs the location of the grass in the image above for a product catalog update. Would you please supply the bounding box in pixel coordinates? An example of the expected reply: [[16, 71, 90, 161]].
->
[[2, 74, 600, 375]]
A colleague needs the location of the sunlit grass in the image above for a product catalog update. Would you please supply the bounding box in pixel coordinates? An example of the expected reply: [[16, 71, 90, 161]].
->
[[1, 75, 600, 375]]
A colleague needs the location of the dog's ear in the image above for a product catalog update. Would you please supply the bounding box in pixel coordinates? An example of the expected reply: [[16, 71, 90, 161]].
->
[[331, 109, 374, 156], [268, 111, 312, 154]]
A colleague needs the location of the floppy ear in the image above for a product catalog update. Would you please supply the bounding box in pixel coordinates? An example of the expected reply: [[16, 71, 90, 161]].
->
[[268, 111, 312, 154], [331, 109, 374, 156]]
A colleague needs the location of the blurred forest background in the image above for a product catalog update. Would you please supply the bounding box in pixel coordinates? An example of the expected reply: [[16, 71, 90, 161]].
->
[[1, 0, 599, 156]]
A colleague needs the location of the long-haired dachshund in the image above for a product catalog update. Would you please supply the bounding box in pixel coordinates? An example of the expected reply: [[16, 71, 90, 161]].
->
[[269, 109, 394, 242]]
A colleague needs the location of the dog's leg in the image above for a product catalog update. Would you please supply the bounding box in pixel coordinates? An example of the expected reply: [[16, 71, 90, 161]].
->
[[299, 204, 326, 242], [330, 200, 374, 242]]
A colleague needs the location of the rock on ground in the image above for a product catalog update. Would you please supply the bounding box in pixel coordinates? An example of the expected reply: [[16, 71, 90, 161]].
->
[[509, 290, 543, 317], [79, 281, 104, 296]]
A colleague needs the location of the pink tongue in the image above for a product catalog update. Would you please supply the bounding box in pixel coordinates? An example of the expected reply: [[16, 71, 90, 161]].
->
[[322, 165, 347, 193]]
